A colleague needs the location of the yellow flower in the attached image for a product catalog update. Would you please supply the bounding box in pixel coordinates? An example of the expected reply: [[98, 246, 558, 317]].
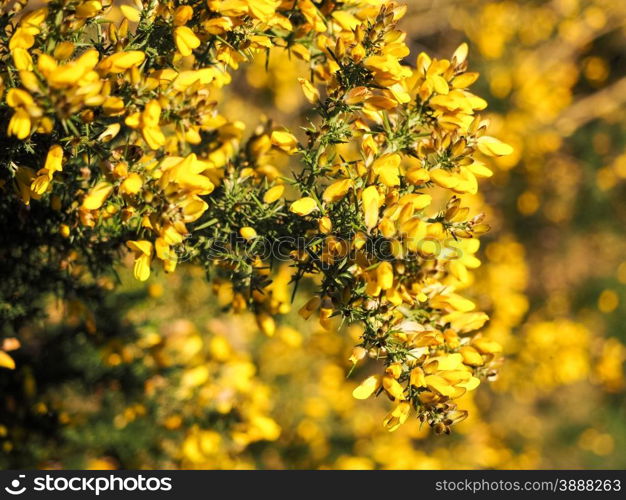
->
[[120, 5, 141, 23], [82, 182, 113, 210], [0, 0, 508, 436], [98, 123, 121, 142], [44, 144, 63, 173], [160, 154, 215, 195], [30, 144, 64, 197], [19, 8, 48, 33], [452, 42, 469, 64], [382, 375, 405, 400], [468, 160, 493, 178], [270, 130, 298, 154], [127, 240, 153, 282], [425, 374, 456, 397], [352, 375, 381, 400], [37, 49, 101, 88], [7, 109, 32, 139], [361, 186, 380, 230], [331, 11, 360, 31], [54, 41, 75, 60], [256, 313, 276, 337], [364, 54, 412, 87], [179, 196, 209, 222], [240, 227, 257, 240], [372, 154, 401, 187], [75, 1, 102, 18], [140, 100, 165, 150], [476, 136, 513, 156], [429, 168, 459, 189], [12, 48, 33, 71], [299, 0, 326, 32], [319, 305, 333, 330], [460, 346, 484, 367], [9, 29, 34, 51], [99, 51, 145, 74], [155, 237, 177, 273], [410, 367, 426, 387], [298, 77, 320, 103], [383, 401, 410, 432], [103, 97, 125, 116], [174, 26, 201, 57], [173, 6, 194, 26], [290, 197, 317, 216], [377, 261, 394, 291], [431, 292, 476, 312], [263, 185, 284, 204], [120, 173, 143, 195], [386, 362, 403, 379], [443, 311, 489, 333], [246, 0, 281, 23], [318, 216, 332, 233], [0, 350, 16, 370], [204, 16, 235, 35], [298, 296, 320, 319], [349, 347, 367, 365], [322, 179, 352, 203], [472, 337, 502, 354], [6, 88, 41, 139], [399, 193, 431, 210]]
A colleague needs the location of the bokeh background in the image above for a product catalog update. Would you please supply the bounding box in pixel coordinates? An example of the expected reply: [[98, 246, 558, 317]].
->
[[1, 0, 626, 469]]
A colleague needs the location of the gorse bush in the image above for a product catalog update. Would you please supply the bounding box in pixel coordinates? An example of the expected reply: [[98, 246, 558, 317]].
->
[[0, 0, 513, 437]]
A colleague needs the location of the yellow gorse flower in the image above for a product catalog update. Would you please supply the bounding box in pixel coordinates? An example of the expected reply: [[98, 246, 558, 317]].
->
[[0, 350, 16, 370], [99, 50, 145, 74], [127, 240, 153, 282], [270, 130, 299, 154], [174, 26, 201, 57], [290, 197, 318, 216], [6, 88, 41, 139], [30, 145, 63, 197]]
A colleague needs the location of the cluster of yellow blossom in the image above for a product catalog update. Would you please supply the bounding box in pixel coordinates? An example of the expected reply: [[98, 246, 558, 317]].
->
[[2, 252, 621, 469], [14, 284, 282, 469], [0, 0, 513, 433], [26, 268, 526, 469], [136, 319, 280, 468]]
